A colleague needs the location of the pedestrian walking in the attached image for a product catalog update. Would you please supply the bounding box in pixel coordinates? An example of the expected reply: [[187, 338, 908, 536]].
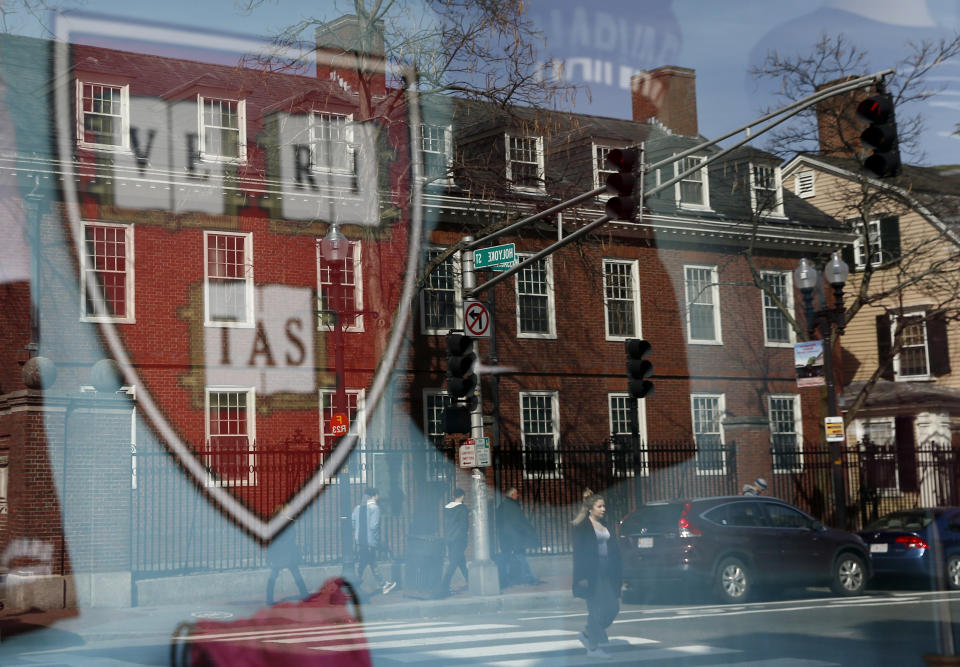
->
[[742, 477, 768, 496], [496, 487, 542, 587], [572, 489, 622, 659], [437, 488, 470, 598], [265, 512, 309, 606], [352, 487, 397, 595]]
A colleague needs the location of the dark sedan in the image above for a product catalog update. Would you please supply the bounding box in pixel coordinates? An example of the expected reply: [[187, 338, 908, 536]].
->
[[857, 508, 960, 588], [618, 496, 871, 603]]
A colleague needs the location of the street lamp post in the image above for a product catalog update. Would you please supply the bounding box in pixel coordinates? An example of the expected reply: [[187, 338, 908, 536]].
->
[[794, 252, 850, 529], [322, 223, 355, 576]]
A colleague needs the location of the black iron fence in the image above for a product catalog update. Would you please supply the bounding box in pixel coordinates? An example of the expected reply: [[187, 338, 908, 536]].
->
[[127, 437, 960, 578]]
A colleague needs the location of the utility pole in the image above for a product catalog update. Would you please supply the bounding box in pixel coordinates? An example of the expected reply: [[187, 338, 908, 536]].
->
[[460, 236, 500, 595]]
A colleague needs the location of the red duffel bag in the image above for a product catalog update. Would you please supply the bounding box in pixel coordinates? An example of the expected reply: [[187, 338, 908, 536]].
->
[[170, 577, 371, 667]]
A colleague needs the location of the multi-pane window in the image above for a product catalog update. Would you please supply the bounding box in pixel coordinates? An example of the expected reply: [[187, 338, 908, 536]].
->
[[603, 259, 639, 339], [761, 271, 794, 346], [312, 112, 354, 173], [894, 314, 930, 380], [691, 394, 725, 473], [594, 145, 617, 191], [319, 389, 363, 451], [506, 135, 544, 191], [854, 219, 882, 268], [423, 390, 453, 480], [206, 388, 254, 485], [770, 395, 802, 472], [608, 393, 646, 477], [199, 96, 245, 161], [750, 163, 783, 216], [77, 81, 128, 149], [516, 254, 555, 337], [205, 231, 253, 327], [521, 392, 559, 477], [420, 124, 451, 182], [317, 239, 363, 332], [421, 248, 461, 334], [684, 265, 721, 343], [677, 155, 708, 208], [81, 222, 133, 322]]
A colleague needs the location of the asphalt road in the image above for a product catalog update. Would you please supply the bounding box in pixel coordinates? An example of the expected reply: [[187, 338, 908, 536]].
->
[[2, 587, 958, 665]]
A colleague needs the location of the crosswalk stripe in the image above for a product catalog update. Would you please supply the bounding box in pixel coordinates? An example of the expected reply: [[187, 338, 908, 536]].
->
[[191, 620, 445, 642], [487, 643, 739, 666], [266, 623, 514, 645], [699, 659, 839, 666], [382, 636, 662, 663], [315, 629, 581, 652]]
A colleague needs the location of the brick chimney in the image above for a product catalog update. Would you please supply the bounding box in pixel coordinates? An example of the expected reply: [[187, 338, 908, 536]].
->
[[630, 66, 698, 136]]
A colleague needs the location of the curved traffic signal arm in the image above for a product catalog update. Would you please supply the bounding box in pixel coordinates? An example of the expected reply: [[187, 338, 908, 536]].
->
[[857, 93, 901, 178], [605, 148, 638, 221], [625, 338, 654, 399]]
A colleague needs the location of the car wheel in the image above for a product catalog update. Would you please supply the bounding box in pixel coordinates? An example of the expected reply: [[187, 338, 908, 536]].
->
[[831, 553, 866, 596], [945, 555, 960, 590], [715, 557, 751, 603]]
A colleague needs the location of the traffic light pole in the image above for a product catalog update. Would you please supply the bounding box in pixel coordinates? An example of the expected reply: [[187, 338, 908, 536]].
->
[[461, 236, 500, 596]]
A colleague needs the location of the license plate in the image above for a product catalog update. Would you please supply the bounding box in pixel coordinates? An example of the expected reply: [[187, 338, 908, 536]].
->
[[870, 543, 888, 553], [638, 537, 654, 549]]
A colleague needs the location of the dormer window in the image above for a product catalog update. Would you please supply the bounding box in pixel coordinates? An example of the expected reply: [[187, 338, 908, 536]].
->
[[594, 144, 618, 192], [420, 124, 452, 183], [750, 163, 784, 217], [77, 80, 129, 151], [676, 155, 710, 210], [199, 96, 246, 162], [506, 135, 545, 193], [311, 112, 354, 173]]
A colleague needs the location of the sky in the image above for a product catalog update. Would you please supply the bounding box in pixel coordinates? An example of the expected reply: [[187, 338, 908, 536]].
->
[[6, 0, 960, 164]]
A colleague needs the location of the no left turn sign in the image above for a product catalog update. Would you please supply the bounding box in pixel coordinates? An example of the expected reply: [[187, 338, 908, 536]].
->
[[463, 300, 491, 337]]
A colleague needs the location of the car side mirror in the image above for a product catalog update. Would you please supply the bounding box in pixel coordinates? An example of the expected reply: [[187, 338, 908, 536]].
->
[[811, 520, 825, 532]]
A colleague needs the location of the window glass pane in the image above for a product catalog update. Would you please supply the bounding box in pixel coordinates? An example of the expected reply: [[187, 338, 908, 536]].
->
[[318, 241, 360, 329], [522, 393, 556, 473], [421, 124, 448, 181], [762, 272, 790, 343], [81, 83, 123, 146], [509, 136, 540, 188], [314, 112, 352, 171], [207, 234, 248, 323], [692, 395, 723, 471], [685, 267, 716, 340], [898, 318, 928, 377], [423, 249, 457, 331], [517, 256, 550, 334], [84, 224, 128, 318], [679, 156, 703, 205], [604, 260, 636, 337], [770, 396, 800, 470], [203, 98, 240, 158]]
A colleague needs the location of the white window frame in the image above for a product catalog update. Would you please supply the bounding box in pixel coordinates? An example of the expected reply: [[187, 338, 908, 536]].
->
[[603, 258, 641, 341], [892, 312, 931, 381], [505, 134, 545, 193], [593, 144, 618, 198], [423, 389, 454, 481], [515, 253, 556, 339], [608, 393, 648, 477], [854, 416, 901, 494], [520, 390, 560, 479], [197, 95, 247, 163], [317, 239, 364, 333], [420, 247, 463, 335], [420, 123, 454, 184], [794, 169, 815, 199], [319, 388, 366, 469], [853, 219, 883, 269], [684, 264, 722, 344], [760, 270, 795, 347], [204, 386, 256, 487], [674, 154, 710, 210], [76, 79, 130, 151], [691, 393, 726, 474], [204, 230, 254, 328], [769, 394, 803, 473], [311, 111, 355, 174], [749, 163, 785, 217], [80, 221, 135, 324], [0, 454, 7, 516]]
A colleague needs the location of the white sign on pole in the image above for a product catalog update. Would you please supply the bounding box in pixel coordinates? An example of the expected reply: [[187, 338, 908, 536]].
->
[[475, 437, 491, 466], [463, 300, 491, 337], [825, 416, 845, 442], [459, 443, 476, 468]]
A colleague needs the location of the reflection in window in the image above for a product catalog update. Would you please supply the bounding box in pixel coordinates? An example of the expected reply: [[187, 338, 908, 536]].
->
[[205, 232, 252, 326], [421, 248, 460, 333]]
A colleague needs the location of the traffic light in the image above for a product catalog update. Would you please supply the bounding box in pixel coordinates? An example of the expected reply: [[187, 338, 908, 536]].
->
[[443, 333, 477, 434], [605, 148, 638, 221], [856, 92, 900, 178], [625, 338, 654, 399]]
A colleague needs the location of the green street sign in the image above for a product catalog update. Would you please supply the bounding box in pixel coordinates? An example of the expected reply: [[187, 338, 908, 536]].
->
[[474, 243, 516, 270]]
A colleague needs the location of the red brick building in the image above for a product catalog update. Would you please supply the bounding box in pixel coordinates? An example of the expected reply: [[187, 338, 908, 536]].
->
[[0, 22, 850, 608]]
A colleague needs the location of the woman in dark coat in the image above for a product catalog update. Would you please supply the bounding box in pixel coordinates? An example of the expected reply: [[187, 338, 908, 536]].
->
[[571, 490, 622, 658]]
